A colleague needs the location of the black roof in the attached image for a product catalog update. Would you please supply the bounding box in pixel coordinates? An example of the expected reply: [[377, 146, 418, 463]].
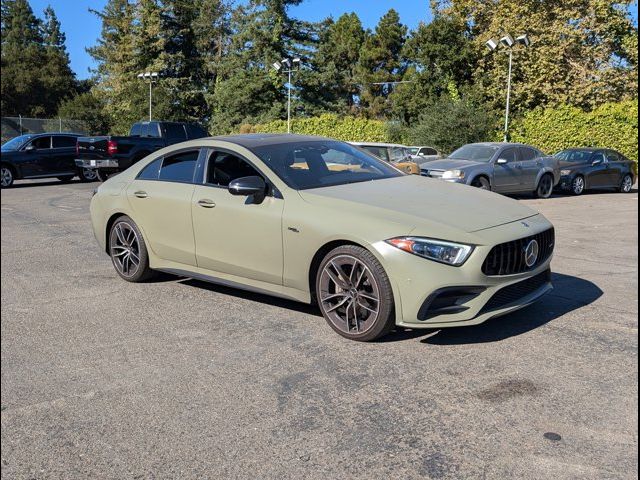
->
[[207, 133, 334, 148]]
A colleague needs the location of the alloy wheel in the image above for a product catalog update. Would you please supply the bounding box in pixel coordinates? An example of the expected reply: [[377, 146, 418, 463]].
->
[[83, 168, 98, 181], [110, 222, 141, 277], [319, 255, 380, 335], [538, 175, 553, 198], [1, 167, 13, 187], [622, 175, 633, 193], [572, 176, 585, 195]]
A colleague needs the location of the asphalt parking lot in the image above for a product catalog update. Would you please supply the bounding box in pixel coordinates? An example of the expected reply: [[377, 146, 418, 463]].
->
[[1, 179, 638, 479]]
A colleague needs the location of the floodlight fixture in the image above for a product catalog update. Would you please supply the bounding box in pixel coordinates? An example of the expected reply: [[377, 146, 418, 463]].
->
[[486, 38, 498, 51]]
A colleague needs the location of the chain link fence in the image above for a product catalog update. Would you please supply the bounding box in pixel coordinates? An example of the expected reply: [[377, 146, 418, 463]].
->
[[1, 117, 91, 143]]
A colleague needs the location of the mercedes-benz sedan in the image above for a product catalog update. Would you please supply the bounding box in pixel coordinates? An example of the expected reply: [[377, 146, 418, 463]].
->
[[90, 134, 555, 341]]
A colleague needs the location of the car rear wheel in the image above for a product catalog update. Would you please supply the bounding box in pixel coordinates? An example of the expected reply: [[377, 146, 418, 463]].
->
[[619, 174, 634, 193], [109, 216, 156, 282], [316, 245, 395, 342], [1, 165, 14, 188], [535, 174, 554, 198], [471, 176, 491, 190], [78, 167, 98, 182], [571, 176, 585, 196]]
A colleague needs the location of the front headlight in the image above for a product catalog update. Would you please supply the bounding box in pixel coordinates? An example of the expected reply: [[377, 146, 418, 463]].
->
[[442, 169, 465, 180], [386, 237, 474, 266], [560, 169, 572, 176]]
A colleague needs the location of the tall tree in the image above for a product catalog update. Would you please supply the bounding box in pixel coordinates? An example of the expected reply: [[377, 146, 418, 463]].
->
[[391, 14, 478, 124], [306, 13, 365, 115], [433, 0, 639, 111], [1, 0, 74, 116], [208, 0, 311, 133], [355, 9, 407, 118]]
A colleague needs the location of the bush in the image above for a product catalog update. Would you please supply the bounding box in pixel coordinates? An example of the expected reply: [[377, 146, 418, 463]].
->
[[405, 96, 499, 154], [510, 100, 638, 168], [250, 114, 388, 142]]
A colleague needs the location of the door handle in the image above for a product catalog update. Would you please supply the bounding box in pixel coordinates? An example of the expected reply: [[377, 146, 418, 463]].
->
[[134, 191, 148, 198], [197, 199, 216, 208]]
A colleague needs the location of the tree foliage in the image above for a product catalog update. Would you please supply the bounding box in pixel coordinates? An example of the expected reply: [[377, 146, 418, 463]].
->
[[1, 0, 76, 116]]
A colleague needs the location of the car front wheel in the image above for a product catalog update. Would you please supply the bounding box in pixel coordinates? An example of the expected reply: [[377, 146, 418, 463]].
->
[[1, 165, 14, 188], [471, 177, 491, 190], [316, 245, 395, 341], [109, 216, 156, 282], [571, 176, 585, 196]]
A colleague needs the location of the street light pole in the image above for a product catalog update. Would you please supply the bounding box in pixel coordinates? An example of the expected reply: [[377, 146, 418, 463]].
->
[[486, 34, 530, 142], [272, 58, 301, 134], [504, 49, 513, 142], [137, 72, 159, 121]]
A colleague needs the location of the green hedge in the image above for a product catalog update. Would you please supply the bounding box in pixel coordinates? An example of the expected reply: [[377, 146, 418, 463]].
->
[[248, 114, 388, 142], [510, 100, 638, 167]]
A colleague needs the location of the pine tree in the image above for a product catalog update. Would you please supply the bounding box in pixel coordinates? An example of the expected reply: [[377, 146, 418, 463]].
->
[[1, 0, 74, 116], [355, 9, 407, 119]]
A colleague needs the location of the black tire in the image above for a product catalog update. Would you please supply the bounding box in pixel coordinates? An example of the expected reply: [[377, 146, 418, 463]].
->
[[570, 175, 585, 196], [315, 245, 395, 342], [96, 170, 109, 182], [1, 164, 15, 188], [534, 173, 554, 199], [471, 176, 491, 190], [619, 174, 634, 193], [108, 215, 157, 282], [57, 175, 75, 183], [78, 167, 98, 183]]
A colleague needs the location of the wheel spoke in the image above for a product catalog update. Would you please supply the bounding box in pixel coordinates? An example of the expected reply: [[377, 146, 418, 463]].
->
[[326, 262, 349, 289], [115, 224, 127, 246], [321, 292, 348, 302], [358, 292, 379, 303], [325, 296, 350, 313], [357, 299, 378, 314]]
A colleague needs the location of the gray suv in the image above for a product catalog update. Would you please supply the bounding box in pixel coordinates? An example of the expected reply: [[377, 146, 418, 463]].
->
[[421, 143, 560, 198]]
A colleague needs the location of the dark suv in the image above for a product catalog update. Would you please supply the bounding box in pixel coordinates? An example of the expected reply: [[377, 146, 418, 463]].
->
[[1, 133, 97, 188]]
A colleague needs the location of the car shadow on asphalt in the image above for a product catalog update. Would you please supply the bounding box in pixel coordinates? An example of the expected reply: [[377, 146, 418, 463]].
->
[[177, 278, 322, 316], [417, 272, 603, 346], [176, 272, 602, 345], [6, 179, 91, 189]]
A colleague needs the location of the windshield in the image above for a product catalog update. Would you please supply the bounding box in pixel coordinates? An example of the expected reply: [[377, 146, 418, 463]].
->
[[554, 150, 593, 163], [1, 134, 34, 152], [250, 140, 404, 190], [449, 145, 500, 162]]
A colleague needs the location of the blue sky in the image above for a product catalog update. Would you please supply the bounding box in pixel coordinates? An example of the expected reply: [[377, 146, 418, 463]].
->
[[29, 0, 637, 80]]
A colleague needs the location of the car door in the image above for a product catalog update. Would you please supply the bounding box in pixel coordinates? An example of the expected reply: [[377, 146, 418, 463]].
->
[[50, 135, 79, 175], [604, 150, 625, 186], [191, 148, 284, 286], [518, 146, 543, 189], [20, 135, 53, 177], [125, 149, 201, 266], [492, 147, 521, 192], [587, 151, 610, 188]]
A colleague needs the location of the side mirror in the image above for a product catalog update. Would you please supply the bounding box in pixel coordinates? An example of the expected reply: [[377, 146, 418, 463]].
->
[[496, 158, 508, 165], [228, 175, 266, 203], [24, 144, 36, 152]]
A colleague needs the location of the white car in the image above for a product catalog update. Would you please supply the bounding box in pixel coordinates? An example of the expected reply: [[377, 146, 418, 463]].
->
[[409, 146, 441, 162]]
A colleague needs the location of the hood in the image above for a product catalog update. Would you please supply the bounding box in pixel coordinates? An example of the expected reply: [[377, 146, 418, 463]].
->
[[420, 158, 484, 170], [298, 175, 538, 234]]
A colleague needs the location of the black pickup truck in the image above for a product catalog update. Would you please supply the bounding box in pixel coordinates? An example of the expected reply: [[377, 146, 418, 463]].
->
[[75, 121, 208, 179]]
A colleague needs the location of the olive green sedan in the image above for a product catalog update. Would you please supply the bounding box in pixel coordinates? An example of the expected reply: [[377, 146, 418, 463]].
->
[[90, 134, 555, 341]]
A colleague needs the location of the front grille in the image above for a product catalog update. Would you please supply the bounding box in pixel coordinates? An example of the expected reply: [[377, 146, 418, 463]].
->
[[482, 227, 555, 276], [479, 269, 552, 315]]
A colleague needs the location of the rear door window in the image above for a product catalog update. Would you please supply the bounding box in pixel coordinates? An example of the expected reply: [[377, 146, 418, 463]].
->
[[52, 136, 77, 148], [164, 123, 187, 143], [500, 147, 519, 163], [137, 157, 163, 180], [606, 150, 621, 162], [519, 147, 538, 161], [158, 150, 199, 183]]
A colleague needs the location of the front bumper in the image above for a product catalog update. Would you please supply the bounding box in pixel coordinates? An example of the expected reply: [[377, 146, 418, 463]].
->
[[559, 175, 572, 190], [76, 158, 119, 169], [375, 215, 555, 329]]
